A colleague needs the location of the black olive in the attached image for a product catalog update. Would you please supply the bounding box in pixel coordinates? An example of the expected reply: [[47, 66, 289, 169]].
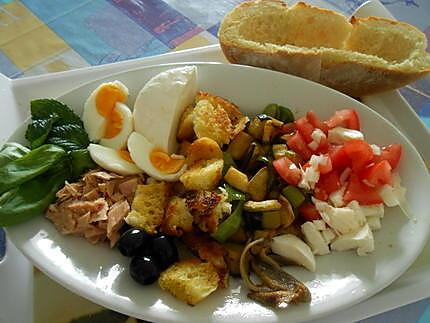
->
[[151, 235, 178, 270], [243, 211, 263, 230], [117, 228, 151, 257], [130, 255, 161, 285]]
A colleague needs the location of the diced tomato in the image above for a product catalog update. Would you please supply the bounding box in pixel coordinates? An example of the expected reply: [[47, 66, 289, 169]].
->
[[295, 117, 314, 142], [272, 157, 302, 186], [316, 170, 341, 195], [374, 144, 402, 170], [316, 136, 329, 154], [314, 188, 329, 201], [343, 139, 373, 172], [325, 109, 360, 130], [287, 132, 312, 160], [344, 174, 383, 205], [360, 160, 392, 187], [299, 202, 322, 221], [328, 145, 350, 170], [318, 155, 332, 174], [306, 111, 328, 133]]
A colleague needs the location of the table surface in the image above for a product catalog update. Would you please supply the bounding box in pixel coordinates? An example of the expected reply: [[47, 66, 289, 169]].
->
[[1, 1, 430, 322]]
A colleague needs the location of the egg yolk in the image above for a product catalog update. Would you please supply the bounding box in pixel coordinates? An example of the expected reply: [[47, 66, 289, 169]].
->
[[118, 149, 133, 163], [150, 149, 185, 174], [96, 84, 126, 139]]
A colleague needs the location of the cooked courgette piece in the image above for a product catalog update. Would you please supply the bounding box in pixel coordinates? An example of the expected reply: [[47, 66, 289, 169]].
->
[[240, 142, 265, 172], [282, 185, 306, 208], [262, 120, 276, 143], [248, 167, 269, 201], [262, 211, 282, 229], [243, 211, 263, 230], [244, 200, 282, 212], [227, 131, 254, 160], [224, 167, 249, 192], [272, 144, 289, 160], [247, 117, 265, 140]]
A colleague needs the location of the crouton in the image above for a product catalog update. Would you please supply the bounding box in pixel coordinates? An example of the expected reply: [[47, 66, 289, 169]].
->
[[179, 159, 223, 191], [125, 182, 170, 234], [196, 91, 249, 138], [158, 258, 220, 305], [182, 233, 229, 288], [187, 137, 223, 165], [162, 197, 193, 237], [177, 105, 195, 141], [185, 190, 222, 233], [193, 99, 232, 146]]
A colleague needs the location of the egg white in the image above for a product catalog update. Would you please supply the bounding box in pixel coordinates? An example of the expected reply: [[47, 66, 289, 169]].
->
[[99, 102, 133, 150], [88, 143, 142, 175], [127, 132, 186, 181], [133, 65, 197, 154], [83, 80, 129, 142]]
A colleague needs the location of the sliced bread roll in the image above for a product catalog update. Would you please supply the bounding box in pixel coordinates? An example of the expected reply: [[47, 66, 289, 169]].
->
[[218, 0, 430, 97]]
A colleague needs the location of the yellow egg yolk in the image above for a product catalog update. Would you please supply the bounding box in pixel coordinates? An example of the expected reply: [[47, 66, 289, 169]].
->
[[118, 149, 133, 163], [150, 149, 185, 174], [96, 84, 126, 139]]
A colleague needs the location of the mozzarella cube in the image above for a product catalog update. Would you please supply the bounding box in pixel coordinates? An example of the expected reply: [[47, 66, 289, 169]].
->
[[330, 224, 374, 256], [367, 216, 382, 231], [328, 127, 364, 144], [313, 220, 326, 231], [321, 228, 337, 243], [329, 185, 346, 207], [301, 221, 330, 255]]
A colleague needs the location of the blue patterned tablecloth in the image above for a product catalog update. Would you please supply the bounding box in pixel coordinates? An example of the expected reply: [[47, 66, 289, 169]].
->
[[0, 1, 429, 322]]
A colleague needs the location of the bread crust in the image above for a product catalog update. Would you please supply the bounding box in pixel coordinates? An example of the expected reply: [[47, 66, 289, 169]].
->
[[219, 0, 430, 97]]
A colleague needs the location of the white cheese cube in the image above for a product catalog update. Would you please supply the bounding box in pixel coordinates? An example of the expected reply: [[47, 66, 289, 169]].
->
[[330, 224, 374, 256], [367, 216, 382, 231], [329, 185, 346, 207], [313, 220, 326, 231], [328, 127, 364, 144], [360, 204, 384, 218], [321, 228, 337, 243], [311, 128, 326, 144], [301, 221, 330, 256]]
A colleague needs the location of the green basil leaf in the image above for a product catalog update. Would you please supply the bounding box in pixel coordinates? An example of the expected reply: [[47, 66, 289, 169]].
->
[[0, 144, 67, 194], [0, 159, 71, 226], [70, 149, 97, 179], [0, 143, 30, 167]]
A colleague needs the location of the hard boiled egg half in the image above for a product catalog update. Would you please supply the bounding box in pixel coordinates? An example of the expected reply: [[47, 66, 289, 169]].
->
[[128, 65, 198, 181], [83, 80, 133, 150], [83, 81, 141, 175]]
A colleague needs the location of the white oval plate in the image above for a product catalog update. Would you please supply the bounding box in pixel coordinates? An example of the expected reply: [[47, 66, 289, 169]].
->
[[6, 63, 430, 323]]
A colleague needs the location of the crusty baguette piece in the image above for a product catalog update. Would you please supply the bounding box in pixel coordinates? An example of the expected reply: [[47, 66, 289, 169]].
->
[[218, 0, 430, 97]]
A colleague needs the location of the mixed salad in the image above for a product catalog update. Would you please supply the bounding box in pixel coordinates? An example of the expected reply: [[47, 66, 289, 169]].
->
[[0, 66, 408, 308]]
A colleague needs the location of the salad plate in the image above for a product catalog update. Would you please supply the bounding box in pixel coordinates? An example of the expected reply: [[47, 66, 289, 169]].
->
[[5, 63, 430, 322]]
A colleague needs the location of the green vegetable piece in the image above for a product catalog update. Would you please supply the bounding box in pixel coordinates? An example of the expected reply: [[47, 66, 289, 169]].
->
[[212, 201, 244, 243], [278, 106, 295, 123], [0, 144, 67, 194], [26, 117, 58, 149], [70, 149, 97, 179], [282, 185, 306, 208], [263, 104, 279, 119], [222, 151, 237, 176], [0, 143, 30, 167], [223, 183, 247, 202], [0, 160, 70, 226], [262, 211, 282, 229], [26, 99, 89, 151]]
